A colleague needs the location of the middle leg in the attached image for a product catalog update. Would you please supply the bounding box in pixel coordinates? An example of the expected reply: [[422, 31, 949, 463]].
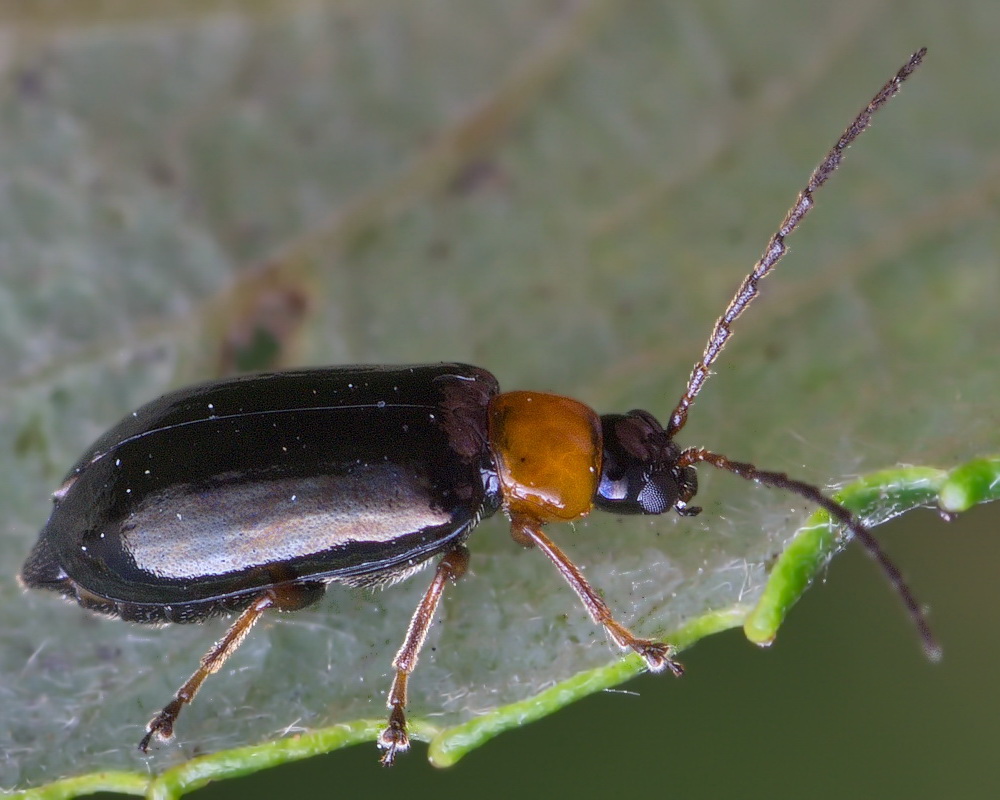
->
[[378, 545, 470, 766]]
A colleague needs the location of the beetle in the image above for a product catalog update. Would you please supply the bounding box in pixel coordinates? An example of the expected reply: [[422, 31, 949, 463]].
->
[[20, 49, 934, 766]]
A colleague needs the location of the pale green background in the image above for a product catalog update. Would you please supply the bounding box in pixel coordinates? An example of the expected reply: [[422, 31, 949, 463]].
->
[[1, 1, 997, 797]]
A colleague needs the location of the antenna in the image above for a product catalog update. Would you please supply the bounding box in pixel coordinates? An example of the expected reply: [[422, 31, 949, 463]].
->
[[677, 447, 941, 660], [666, 48, 927, 440], [666, 49, 939, 659]]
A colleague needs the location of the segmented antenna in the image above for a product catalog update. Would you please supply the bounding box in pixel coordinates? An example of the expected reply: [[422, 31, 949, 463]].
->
[[666, 48, 927, 439], [677, 447, 942, 660]]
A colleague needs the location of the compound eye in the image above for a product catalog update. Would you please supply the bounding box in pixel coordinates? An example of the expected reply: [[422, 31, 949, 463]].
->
[[636, 474, 671, 514]]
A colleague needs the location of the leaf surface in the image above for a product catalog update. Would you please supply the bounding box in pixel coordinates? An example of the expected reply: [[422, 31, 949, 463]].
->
[[2, 1, 998, 794]]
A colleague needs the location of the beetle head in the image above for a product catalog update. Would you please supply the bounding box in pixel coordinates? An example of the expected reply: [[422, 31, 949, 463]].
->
[[594, 410, 699, 516]]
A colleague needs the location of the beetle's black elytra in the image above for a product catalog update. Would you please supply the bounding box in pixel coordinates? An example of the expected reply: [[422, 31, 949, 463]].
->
[[22, 365, 501, 623], [20, 49, 934, 766]]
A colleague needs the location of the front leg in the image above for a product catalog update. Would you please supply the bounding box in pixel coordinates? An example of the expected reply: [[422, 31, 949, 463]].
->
[[511, 516, 683, 676], [378, 545, 469, 766]]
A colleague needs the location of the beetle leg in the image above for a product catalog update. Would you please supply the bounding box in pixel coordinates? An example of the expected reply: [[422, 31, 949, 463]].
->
[[139, 591, 276, 752], [379, 545, 470, 766], [511, 516, 684, 677]]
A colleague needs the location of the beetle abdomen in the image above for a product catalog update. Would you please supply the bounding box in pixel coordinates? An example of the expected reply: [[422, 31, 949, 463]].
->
[[21, 363, 501, 623]]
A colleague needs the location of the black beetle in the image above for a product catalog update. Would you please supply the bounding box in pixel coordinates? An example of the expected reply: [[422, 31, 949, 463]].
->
[[20, 49, 934, 766]]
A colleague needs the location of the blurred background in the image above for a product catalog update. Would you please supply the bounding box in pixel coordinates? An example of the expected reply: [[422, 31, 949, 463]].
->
[[1, 1, 997, 798]]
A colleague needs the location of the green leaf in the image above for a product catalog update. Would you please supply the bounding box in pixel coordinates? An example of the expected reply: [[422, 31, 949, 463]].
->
[[2, 1, 997, 796]]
